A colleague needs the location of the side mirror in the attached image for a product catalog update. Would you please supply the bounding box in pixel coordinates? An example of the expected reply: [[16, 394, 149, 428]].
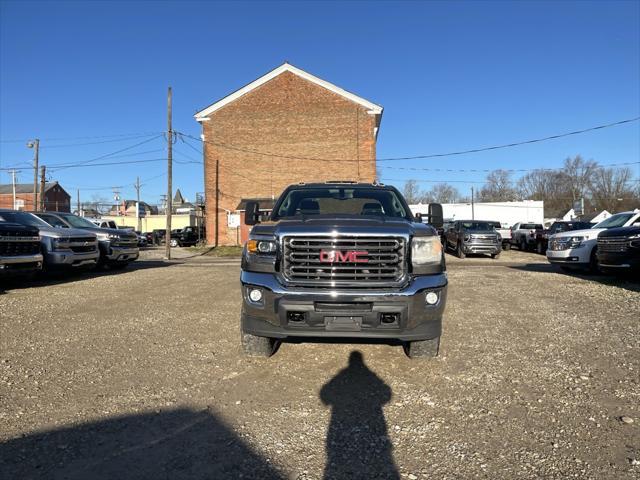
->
[[428, 203, 444, 229], [414, 212, 423, 222], [245, 201, 260, 226]]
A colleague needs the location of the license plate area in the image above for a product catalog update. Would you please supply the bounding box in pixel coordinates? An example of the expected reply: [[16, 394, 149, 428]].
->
[[324, 316, 363, 331]]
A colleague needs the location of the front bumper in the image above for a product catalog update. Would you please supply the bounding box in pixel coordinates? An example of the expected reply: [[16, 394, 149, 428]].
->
[[105, 245, 139, 263], [241, 271, 447, 341], [45, 249, 99, 268], [0, 253, 43, 275], [462, 242, 501, 255], [597, 251, 640, 270]]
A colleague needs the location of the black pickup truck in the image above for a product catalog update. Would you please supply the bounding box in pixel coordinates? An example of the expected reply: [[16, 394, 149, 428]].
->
[[240, 182, 446, 359], [597, 226, 640, 274], [0, 221, 43, 278]]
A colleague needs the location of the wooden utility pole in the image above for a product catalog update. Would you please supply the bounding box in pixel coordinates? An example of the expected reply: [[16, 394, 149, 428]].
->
[[471, 187, 475, 220], [29, 139, 40, 210], [165, 87, 173, 259], [77, 189, 81, 216], [134, 176, 142, 232], [10, 169, 17, 209], [39, 166, 46, 211], [215, 159, 219, 247]]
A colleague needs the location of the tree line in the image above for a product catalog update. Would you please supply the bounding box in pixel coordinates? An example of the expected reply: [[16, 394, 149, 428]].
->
[[401, 155, 640, 218]]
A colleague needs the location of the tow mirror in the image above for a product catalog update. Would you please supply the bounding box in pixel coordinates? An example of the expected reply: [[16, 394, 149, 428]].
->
[[414, 212, 423, 222], [428, 203, 444, 229], [245, 201, 260, 225]]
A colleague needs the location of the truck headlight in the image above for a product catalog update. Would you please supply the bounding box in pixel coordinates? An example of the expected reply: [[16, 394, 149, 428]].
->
[[568, 236, 585, 248], [412, 236, 442, 266], [51, 238, 69, 250], [247, 239, 277, 254]]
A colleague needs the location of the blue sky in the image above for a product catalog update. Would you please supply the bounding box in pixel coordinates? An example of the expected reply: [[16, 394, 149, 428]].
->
[[1, 0, 639, 205]]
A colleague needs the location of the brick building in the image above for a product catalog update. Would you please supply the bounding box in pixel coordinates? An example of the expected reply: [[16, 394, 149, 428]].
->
[[194, 62, 383, 245], [0, 181, 71, 212]]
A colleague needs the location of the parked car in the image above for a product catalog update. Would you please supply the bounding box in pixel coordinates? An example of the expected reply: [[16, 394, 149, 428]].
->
[[534, 221, 592, 254], [596, 226, 640, 274], [487, 221, 512, 250], [134, 231, 148, 248], [0, 210, 99, 271], [170, 226, 198, 247], [0, 219, 43, 279], [546, 210, 640, 273], [444, 220, 501, 259], [34, 212, 138, 270], [152, 229, 166, 245], [510, 222, 544, 251], [88, 218, 118, 229]]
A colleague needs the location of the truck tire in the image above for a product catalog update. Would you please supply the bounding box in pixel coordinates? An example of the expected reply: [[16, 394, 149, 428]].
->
[[169, 239, 178, 248], [503, 242, 511, 251], [536, 241, 544, 254], [404, 336, 440, 358], [520, 238, 527, 251], [587, 247, 600, 274], [241, 330, 276, 357], [457, 242, 466, 259]]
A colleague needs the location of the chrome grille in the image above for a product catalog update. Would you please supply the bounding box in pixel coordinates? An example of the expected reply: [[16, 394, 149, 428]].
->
[[598, 236, 628, 253], [282, 236, 406, 287]]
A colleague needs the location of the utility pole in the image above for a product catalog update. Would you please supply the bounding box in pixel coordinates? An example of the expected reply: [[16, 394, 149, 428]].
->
[[39, 166, 46, 211], [10, 170, 17, 210], [471, 187, 475, 220], [134, 176, 142, 232], [27, 139, 40, 210], [77, 189, 81, 216], [165, 86, 173, 260]]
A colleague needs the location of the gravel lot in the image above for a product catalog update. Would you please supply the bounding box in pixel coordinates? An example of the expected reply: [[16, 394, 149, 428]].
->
[[1, 249, 638, 479]]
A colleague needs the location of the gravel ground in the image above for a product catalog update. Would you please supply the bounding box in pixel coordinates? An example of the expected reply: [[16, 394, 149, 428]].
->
[[1, 249, 638, 479]]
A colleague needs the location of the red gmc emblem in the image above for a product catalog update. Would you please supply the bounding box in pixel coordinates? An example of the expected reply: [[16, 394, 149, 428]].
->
[[319, 250, 369, 263]]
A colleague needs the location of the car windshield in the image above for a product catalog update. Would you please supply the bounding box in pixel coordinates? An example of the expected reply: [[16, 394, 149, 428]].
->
[[460, 221, 494, 231], [56, 213, 99, 228], [592, 213, 636, 229], [0, 211, 50, 228], [273, 187, 409, 219]]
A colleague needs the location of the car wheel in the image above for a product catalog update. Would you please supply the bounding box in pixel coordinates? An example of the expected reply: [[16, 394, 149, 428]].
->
[[404, 336, 440, 358], [241, 330, 277, 357], [536, 242, 544, 254], [169, 239, 178, 248], [587, 247, 600, 274], [503, 243, 511, 251], [520, 238, 527, 251], [457, 242, 466, 259]]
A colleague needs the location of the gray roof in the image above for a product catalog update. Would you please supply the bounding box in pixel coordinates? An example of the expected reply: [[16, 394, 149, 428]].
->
[[0, 182, 64, 195]]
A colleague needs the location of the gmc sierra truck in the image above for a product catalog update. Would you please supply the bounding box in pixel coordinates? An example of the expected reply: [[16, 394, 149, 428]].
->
[[240, 182, 446, 359], [0, 221, 43, 278]]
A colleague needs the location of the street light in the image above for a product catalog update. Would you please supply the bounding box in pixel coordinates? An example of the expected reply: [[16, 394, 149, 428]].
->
[[27, 139, 39, 211]]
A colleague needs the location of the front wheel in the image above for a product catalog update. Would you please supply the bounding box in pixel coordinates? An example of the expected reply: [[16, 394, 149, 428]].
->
[[169, 239, 178, 248], [457, 242, 466, 259], [241, 331, 277, 357], [520, 238, 527, 251], [536, 241, 544, 254], [404, 336, 440, 358], [503, 242, 511, 251], [587, 247, 600, 275]]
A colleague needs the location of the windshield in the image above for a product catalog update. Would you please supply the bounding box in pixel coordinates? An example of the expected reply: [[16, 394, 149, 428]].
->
[[0, 211, 50, 228], [56, 213, 99, 228], [592, 213, 636, 229], [460, 221, 494, 231], [273, 187, 409, 220]]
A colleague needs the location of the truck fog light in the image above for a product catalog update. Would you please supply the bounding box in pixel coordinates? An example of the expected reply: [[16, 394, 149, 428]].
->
[[425, 291, 439, 305], [248, 288, 263, 303]]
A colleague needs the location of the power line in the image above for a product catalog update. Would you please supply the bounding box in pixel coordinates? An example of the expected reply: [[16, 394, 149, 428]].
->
[[176, 116, 640, 163], [0, 131, 162, 143], [379, 161, 640, 174], [39, 133, 161, 149]]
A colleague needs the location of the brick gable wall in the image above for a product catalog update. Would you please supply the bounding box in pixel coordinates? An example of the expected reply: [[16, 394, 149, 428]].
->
[[201, 71, 377, 245]]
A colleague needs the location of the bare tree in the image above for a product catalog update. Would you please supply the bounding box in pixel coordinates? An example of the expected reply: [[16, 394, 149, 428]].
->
[[563, 155, 598, 202], [426, 183, 460, 203], [479, 169, 517, 202], [402, 180, 422, 204], [589, 167, 636, 213], [517, 169, 571, 218]]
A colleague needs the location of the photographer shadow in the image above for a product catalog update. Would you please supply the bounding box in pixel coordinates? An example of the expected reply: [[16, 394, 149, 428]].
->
[[320, 351, 400, 480]]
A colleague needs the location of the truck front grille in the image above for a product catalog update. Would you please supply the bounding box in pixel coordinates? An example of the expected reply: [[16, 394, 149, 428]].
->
[[598, 236, 628, 253], [282, 236, 406, 287], [0, 236, 41, 256]]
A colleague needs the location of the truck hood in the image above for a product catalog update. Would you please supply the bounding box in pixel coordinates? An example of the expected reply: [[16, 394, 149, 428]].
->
[[552, 227, 600, 240], [252, 217, 435, 237], [37, 226, 97, 239]]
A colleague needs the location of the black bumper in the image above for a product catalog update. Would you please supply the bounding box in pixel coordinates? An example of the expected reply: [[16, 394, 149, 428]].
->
[[597, 251, 640, 270], [240, 271, 447, 341]]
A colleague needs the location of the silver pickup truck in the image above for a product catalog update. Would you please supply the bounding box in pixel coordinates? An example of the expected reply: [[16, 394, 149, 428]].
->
[[0, 220, 43, 278], [0, 210, 99, 271]]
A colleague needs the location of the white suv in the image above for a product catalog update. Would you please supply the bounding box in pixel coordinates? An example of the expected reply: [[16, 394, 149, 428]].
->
[[546, 210, 640, 272]]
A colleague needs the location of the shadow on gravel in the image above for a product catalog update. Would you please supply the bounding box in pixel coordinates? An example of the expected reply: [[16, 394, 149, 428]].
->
[[0, 408, 283, 480], [509, 264, 640, 293], [320, 351, 400, 480], [0, 260, 177, 294]]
